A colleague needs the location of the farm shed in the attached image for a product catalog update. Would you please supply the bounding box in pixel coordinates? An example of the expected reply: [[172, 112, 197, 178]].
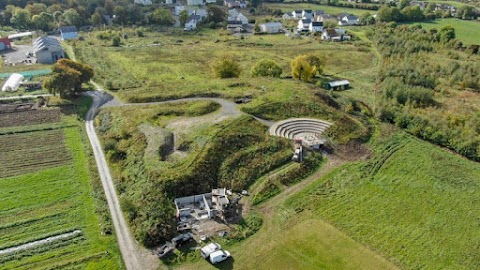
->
[[33, 36, 64, 64], [325, 80, 350, 90], [0, 37, 11, 51], [2, 73, 24, 92], [59, 26, 78, 40]]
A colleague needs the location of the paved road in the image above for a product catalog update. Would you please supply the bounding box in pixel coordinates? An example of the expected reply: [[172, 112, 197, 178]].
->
[[85, 89, 154, 270], [0, 94, 52, 100]]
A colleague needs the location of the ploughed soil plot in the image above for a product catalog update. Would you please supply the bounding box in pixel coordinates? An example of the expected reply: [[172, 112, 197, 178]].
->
[[0, 130, 71, 178], [0, 109, 61, 128]]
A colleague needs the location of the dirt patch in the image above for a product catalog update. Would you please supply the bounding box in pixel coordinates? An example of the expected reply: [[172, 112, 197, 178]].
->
[[0, 108, 61, 128], [334, 140, 372, 161]]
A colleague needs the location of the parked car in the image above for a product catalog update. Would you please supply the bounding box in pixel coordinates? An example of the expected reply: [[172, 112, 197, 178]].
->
[[209, 250, 231, 264], [172, 232, 193, 247], [200, 242, 221, 259], [154, 242, 175, 258]]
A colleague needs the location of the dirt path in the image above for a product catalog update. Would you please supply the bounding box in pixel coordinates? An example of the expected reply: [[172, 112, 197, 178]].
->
[[260, 154, 346, 219], [0, 230, 82, 256], [85, 86, 160, 270]]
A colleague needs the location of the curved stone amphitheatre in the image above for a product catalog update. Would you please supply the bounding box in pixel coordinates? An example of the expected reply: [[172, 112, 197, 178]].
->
[[268, 118, 333, 146]]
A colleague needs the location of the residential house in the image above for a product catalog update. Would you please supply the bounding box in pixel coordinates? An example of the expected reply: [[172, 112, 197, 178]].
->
[[59, 26, 78, 40], [33, 36, 65, 64], [282, 13, 293, 20], [309, 21, 323, 33], [228, 10, 248, 24], [187, 0, 204, 6], [175, 5, 186, 15], [259, 22, 283, 33], [134, 0, 152, 5], [185, 15, 202, 30], [321, 28, 350, 41], [315, 13, 336, 22], [227, 20, 244, 32], [338, 14, 358, 25], [297, 19, 311, 32], [195, 8, 208, 18], [239, 0, 247, 8], [292, 10, 302, 19], [302, 9, 313, 20], [0, 37, 11, 51], [313, 10, 325, 17]]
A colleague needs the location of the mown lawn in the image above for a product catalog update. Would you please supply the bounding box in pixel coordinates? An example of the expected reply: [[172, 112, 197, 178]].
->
[[285, 131, 480, 270], [0, 106, 123, 269]]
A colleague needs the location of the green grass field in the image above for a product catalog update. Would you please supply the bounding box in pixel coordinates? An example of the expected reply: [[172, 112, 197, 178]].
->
[[414, 18, 480, 45], [286, 130, 480, 270], [0, 101, 123, 269], [76, 29, 375, 104]]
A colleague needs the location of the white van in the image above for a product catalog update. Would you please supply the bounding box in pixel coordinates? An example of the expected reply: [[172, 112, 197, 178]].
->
[[209, 250, 231, 264], [200, 243, 221, 259]]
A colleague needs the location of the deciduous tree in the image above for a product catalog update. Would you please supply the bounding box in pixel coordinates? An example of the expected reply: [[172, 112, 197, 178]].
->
[[291, 55, 317, 82], [44, 59, 94, 97]]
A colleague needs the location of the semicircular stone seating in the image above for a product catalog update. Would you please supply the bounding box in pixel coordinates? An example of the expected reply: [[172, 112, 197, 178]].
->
[[268, 118, 333, 145]]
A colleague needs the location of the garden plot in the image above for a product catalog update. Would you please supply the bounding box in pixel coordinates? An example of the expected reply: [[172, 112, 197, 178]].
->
[[0, 129, 71, 178], [0, 109, 61, 128]]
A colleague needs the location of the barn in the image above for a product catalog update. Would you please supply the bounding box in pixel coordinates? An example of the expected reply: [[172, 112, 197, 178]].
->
[[33, 36, 65, 64]]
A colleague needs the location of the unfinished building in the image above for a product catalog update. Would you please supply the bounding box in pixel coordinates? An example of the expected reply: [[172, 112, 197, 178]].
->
[[174, 188, 230, 224]]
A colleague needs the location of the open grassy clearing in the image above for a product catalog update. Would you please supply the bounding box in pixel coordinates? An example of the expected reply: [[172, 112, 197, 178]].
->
[[413, 18, 480, 45], [75, 29, 375, 105], [0, 100, 123, 269], [285, 129, 480, 270]]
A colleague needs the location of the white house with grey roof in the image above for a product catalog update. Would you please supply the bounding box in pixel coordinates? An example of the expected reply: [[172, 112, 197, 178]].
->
[[297, 19, 311, 32], [259, 22, 283, 33], [33, 36, 64, 64], [338, 14, 358, 25]]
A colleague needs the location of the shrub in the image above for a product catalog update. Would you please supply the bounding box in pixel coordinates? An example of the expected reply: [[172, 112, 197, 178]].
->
[[251, 59, 282, 78], [211, 55, 241, 78]]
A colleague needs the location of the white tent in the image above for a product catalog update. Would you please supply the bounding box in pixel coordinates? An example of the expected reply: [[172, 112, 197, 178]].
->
[[2, 73, 24, 92]]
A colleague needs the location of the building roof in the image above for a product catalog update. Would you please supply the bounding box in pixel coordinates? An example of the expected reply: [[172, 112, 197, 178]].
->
[[227, 20, 243, 25], [261, 22, 283, 27], [314, 10, 325, 15], [304, 9, 312, 13], [346, 14, 358, 20], [311, 21, 323, 26], [8, 32, 33, 39], [33, 36, 62, 53], [328, 80, 350, 87], [301, 19, 311, 24], [59, 26, 78, 33], [187, 15, 202, 23]]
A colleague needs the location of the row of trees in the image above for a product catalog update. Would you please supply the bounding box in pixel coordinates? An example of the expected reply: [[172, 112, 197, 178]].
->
[[211, 55, 325, 81], [376, 1, 478, 23], [0, 0, 232, 30]]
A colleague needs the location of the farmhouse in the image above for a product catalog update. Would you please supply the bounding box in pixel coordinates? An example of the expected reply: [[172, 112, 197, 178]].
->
[[2, 73, 24, 92], [259, 22, 283, 33], [325, 80, 350, 90], [0, 37, 11, 51], [33, 36, 65, 64], [174, 188, 230, 223], [59, 26, 78, 40]]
